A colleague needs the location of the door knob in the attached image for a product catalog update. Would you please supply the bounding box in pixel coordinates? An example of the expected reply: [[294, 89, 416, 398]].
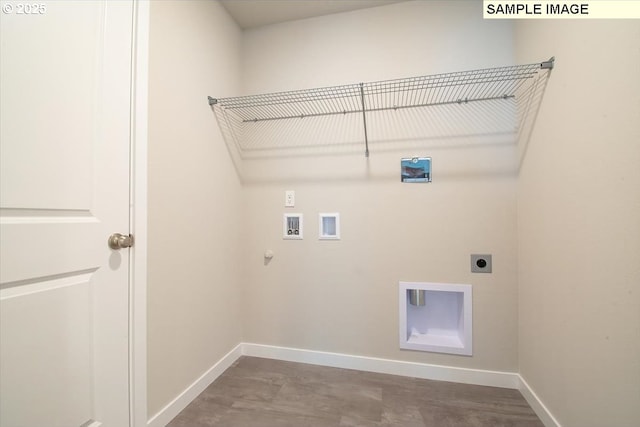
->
[[108, 233, 134, 250]]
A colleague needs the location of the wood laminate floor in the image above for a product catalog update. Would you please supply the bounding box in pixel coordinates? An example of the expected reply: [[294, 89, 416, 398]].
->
[[167, 356, 544, 427]]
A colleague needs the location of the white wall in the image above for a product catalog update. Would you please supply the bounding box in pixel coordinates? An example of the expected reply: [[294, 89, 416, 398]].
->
[[239, 1, 521, 373], [516, 20, 640, 427], [147, 1, 243, 417]]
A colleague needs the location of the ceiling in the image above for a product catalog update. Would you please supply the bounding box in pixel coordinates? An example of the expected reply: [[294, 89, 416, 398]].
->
[[220, 0, 408, 29]]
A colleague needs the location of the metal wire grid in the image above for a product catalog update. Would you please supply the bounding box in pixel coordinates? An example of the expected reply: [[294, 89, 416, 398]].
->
[[212, 61, 545, 124], [214, 84, 364, 122], [362, 63, 542, 112]]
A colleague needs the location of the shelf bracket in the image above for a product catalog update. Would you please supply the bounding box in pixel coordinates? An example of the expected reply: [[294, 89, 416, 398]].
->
[[540, 57, 555, 70], [359, 83, 370, 157]]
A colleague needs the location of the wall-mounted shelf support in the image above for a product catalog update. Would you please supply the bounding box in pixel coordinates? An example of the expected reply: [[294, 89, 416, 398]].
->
[[359, 83, 370, 157], [209, 58, 554, 158], [541, 57, 555, 70]]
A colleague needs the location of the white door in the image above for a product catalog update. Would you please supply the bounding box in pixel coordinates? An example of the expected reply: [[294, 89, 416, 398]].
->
[[1, 1, 134, 426]]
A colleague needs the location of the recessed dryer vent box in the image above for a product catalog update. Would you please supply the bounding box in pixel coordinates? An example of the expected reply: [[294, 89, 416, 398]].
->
[[399, 281, 472, 356]]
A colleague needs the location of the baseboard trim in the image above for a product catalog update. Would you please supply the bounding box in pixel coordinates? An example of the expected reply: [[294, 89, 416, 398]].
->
[[147, 343, 242, 427], [241, 343, 520, 389], [146, 343, 560, 427], [518, 375, 562, 427]]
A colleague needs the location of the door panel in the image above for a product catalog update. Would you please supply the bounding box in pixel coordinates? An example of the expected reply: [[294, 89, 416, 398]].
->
[[0, 0, 98, 210], [1, 274, 94, 426], [0, 1, 134, 426]]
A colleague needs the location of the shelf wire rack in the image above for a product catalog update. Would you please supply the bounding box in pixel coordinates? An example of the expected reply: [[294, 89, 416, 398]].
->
[[209, 58, 553, 157]]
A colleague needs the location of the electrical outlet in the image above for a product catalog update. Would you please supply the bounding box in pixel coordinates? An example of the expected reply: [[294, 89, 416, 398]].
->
[[471, 254, 492, 273], [285, 190, 295, 207]]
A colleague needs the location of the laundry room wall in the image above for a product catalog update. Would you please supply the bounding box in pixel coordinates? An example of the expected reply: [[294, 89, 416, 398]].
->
[[238, 0, 521, 373], [516, 19, 640, 427], [147, 0, 243, 417]]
